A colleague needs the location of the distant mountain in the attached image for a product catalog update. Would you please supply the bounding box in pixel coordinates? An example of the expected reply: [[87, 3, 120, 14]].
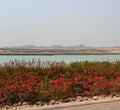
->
[[11, 45, 37, 49], [65, 45, 93, 49], [1, 45, 120, 55], [7, 45, 93, 50], [112, 46, 120, 48]]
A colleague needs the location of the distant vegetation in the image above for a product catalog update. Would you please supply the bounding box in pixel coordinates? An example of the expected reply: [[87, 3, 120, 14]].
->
[[1, 60, 120, 106]]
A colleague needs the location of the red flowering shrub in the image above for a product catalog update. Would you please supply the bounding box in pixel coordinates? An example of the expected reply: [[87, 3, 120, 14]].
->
[[0, 60, 120, 106], [49, 76, 73, 99]]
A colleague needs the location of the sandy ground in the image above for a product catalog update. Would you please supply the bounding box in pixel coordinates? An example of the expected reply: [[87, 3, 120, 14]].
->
[[2, 97, 120, 110]]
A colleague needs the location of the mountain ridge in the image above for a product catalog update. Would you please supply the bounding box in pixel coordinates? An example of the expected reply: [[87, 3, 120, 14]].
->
[[3, 45, 94, 50], [1, 45, 120, 55]]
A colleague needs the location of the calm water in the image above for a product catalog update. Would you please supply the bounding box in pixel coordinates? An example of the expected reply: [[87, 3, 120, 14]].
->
[[0, 55, 120, 64]]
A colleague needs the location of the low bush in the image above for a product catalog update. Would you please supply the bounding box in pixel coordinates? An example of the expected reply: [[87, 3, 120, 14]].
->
[[0, 60, 120, 106]]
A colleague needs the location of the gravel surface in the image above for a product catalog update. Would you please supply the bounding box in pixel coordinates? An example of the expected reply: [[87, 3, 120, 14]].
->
[[2, 97, 120, 110]]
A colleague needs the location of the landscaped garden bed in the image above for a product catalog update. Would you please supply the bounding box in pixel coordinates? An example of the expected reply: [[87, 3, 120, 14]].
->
[[1, 60, 120, 108]]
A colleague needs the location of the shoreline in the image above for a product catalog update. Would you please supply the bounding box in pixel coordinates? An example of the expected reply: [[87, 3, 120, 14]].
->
[[0, 53, 120, 55]]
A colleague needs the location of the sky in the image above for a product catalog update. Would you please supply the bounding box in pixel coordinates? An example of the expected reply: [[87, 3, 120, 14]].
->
[[0, 0, 120, 47]]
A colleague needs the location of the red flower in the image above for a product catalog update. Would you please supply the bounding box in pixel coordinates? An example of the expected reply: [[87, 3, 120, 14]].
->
[[116, 76, 120, 82], [84, 91, 91, 96], [0, 98, 4, 104], [38, 82, 44, 87], [67, 82, 72, 86], [0, 90, 2, 95]]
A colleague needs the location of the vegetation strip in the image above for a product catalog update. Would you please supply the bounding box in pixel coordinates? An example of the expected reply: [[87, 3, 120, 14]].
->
[[1, 60, 120, 109]]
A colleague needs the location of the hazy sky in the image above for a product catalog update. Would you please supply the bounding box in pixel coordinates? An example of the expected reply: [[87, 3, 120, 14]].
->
[[0, 0, 120, 47]]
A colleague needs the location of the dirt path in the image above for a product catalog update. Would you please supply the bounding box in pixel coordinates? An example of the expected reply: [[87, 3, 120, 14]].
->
[[56, 100, 120, 110]]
